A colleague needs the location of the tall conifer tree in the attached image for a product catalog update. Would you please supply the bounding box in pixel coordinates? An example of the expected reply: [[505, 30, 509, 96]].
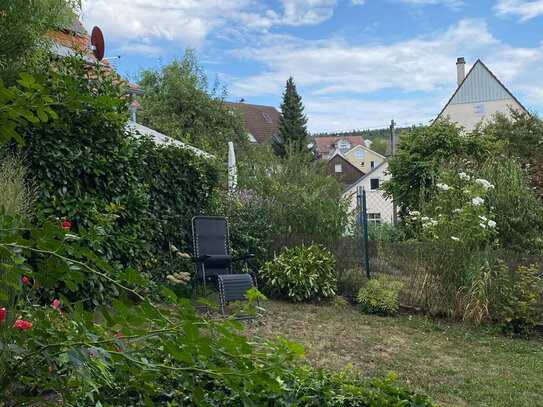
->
[[274, 76, 308, 157]]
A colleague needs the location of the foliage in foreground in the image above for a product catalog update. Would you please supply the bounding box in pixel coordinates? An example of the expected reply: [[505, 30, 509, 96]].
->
[[0, 215, 436, 406], [260, 244, 337, 302]]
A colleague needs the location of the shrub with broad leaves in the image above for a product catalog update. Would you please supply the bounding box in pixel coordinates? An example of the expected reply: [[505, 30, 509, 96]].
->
[[259, 244, 337, 302]]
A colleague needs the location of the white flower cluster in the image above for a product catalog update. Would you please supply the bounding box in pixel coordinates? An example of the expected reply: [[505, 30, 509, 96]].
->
[[451, 236, 460, 241], [422, 219, 438, 228], [471, 196, 484, 206], [475, 178, 495, 190], [480, 219, 497, 229], [459, 172, 471, 181], [436, 183, 451, 191]]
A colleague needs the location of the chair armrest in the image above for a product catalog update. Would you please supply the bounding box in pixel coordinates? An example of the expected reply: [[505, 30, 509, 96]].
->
[[232, 254, 255, 262], [193, 254, 211, 263]]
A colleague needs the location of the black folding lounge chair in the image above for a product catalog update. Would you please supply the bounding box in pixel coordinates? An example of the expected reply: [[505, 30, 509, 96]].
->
[[192, 216, 258, 317]]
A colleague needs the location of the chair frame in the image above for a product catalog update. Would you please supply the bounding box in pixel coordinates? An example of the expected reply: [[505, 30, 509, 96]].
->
[[191, 216, 259, 317]]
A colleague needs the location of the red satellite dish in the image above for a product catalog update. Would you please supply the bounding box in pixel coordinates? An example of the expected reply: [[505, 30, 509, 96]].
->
[[91, 26, 105, 61]]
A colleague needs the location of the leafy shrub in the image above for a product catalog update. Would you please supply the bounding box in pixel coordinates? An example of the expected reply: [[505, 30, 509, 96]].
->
[[288, 369, 437, 407], [498, 264, 543, 335], [134, 136, 219, 258], [219, 188, 278, 264], [260, 244, 337, 302], [234, 145, 350, 241], [358, 276, 403, 315]]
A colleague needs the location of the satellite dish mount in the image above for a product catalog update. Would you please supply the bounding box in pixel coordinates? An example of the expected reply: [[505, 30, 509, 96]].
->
[[91, 26, 105, 61]]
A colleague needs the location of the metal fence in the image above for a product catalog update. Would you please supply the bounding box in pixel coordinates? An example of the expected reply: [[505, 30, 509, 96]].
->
[[273, 186, 543, 321]]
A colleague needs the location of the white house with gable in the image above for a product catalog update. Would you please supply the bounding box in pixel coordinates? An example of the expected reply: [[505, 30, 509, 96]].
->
[[437, 57, 527, 133], [342, 160, 394, 225]]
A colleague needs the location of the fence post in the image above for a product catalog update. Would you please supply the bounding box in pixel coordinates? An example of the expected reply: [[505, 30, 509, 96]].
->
[[357, 186, 371, 280]]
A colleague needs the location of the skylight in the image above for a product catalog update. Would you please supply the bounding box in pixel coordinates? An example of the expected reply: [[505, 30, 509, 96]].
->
[[248, 133, 257, 143], [273, 133, 282, 144], [261, 112, 273, 123]]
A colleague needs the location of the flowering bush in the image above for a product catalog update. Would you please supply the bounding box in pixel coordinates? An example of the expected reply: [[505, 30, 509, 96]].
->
[[409, 168, 498, 250]]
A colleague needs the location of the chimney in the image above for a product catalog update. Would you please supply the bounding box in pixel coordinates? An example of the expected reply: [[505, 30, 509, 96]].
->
[[456, 57, 466, 87]]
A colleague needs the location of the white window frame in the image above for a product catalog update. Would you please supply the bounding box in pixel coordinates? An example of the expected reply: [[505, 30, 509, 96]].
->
[[370, 178, 380, 190], [368, 213, 381, 226], [334, 164, 342, 173], [355, 150, 365, 159]]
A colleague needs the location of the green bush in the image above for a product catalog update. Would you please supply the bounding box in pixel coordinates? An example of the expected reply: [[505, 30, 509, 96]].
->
[[233, 144, 350, 241], [135, 136, 219, 257], [498, 264, 543, 335], [358, 276, 403, 315], [260, 244, 337, 302], [219, 188, 278, 264]]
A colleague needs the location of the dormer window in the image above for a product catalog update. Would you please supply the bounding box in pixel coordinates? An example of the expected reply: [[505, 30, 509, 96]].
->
[[261, 112, 273, 123], [337, 140, 350, 150]]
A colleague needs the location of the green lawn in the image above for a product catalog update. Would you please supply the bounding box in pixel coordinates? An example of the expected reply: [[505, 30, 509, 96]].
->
[[243, 300, 543, 407]]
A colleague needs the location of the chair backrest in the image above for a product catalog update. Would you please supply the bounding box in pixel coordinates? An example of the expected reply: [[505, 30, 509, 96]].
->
[[192, 216, 231, 278]]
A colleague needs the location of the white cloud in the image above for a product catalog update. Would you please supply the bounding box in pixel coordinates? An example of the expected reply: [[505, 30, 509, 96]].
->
[[389, 0, 466, 9], [229, 19, 498, 96], [305, 96, 439, 132], [350, 0, 366, 5], [226, 18, 543, 131], [81, 0, 251, 47], [494, 0, 543, 21], [81, 0, 340, 49]]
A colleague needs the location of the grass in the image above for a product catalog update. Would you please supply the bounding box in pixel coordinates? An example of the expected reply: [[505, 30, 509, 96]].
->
[[243, 299, 543, 407]]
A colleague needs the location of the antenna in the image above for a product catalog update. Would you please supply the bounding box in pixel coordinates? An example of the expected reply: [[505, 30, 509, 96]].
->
[[90, 26, 105, 61]]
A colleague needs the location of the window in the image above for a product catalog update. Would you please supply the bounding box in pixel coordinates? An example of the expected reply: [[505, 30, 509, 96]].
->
[[368, 213, 381, 226], [474, 103, 485, 116], [355, 150, 365, 159], [273, 133, 282, 144], [360, 162, 365, 167], [248, 133, 257, 143], [261, 112, 273, 123], [338, 140, 350, 149], [335, 164, 342, 173], [370, 161, 376, 168], [370, 178, 380, 190]]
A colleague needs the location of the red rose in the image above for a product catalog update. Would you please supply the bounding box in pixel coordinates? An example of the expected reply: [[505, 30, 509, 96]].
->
[[22, 276, 29, 283], [14, 319, 33, 329], [0, 307, 6, 322], [48, 366, 53, 372], [62, 221, 71, 230]]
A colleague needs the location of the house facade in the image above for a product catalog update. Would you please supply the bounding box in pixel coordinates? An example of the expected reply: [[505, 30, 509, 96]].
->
[[344, 144, 385, 172], [224, 101, 281, 144], [328, 152, 365, 185], [342, 160, 394, 225], [437, 57, 527, 132], [314, 136, 366, 160]]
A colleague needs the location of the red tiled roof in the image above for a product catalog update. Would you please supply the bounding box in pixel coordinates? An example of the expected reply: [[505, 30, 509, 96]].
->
[[225, 102, 280, 144], [314, 136, 366, 154]]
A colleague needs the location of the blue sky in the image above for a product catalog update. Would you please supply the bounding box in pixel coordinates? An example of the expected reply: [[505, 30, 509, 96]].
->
[[81, 0, 543, 133]]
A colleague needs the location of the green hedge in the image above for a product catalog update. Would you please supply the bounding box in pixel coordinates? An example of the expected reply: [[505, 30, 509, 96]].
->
[[8, 59, 219, 301]]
